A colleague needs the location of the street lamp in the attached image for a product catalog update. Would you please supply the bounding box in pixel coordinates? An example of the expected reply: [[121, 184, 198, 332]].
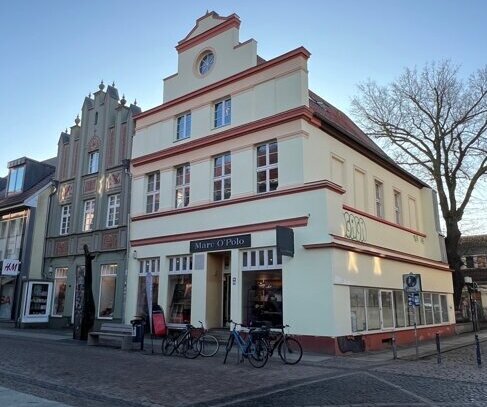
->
[[464, 276, 479, 332]]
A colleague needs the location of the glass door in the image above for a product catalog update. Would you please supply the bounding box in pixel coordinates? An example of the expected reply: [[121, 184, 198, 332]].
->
[[222, 274, 231, 327], [380, 290, 394, 329]]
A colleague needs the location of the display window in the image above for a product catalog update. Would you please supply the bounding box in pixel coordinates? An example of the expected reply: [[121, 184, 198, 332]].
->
[[167, 255, 193, 324], [0, 277, 15, 319], [52, 268, 68, 316], [243, 271, 282, 327], [136, 258, 160, 316], [98, 265, 117, 318]]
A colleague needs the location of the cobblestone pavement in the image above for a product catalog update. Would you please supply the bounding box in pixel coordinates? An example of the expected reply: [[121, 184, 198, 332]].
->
[[1, 333, 487, 406]]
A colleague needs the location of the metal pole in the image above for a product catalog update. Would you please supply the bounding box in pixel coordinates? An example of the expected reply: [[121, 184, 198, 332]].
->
[[475, 334, 482, 367], [392, 330, 397, 360], [414, 305, 419, 360], [435, 332, 441, 364], [474, 299, 479, 333]]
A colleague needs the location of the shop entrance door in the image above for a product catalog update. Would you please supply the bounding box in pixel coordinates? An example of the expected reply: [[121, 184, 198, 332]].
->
[[222, 273, 231, 327], [380, 290, 394, 329]]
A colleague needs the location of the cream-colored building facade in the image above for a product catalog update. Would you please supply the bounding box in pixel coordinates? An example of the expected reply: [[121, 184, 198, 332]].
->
[[126, 12, 454, 353]]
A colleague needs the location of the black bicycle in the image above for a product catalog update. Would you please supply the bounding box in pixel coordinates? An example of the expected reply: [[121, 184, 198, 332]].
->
[[161, 324, 200, 359], [261, 325, 303, 365]]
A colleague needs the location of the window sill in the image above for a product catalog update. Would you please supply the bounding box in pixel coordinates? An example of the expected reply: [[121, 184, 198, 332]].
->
[[174, 136, 191, 143]]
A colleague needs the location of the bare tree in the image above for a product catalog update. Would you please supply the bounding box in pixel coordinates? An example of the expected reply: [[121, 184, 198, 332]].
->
[[352, 61, 487, 308]]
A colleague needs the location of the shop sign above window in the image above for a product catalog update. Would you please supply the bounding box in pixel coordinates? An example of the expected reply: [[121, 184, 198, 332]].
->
[[2, 259, 20, 276], [189, 234, 251, 253]]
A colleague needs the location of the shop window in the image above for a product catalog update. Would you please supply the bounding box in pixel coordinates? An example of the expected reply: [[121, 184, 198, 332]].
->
[[423, 293, 433, 325], [175, 164, 190, 208], [393, 290, 406, 328], [465, 256, 474, 268], [52, 268, 68, 316], [214, 97, 231, 128], [60, 205, 71, 235], [440, 294, 449, 322], [366, 289, 380, 330], [146, 172, 160, 214], [0, 277, 15, 319], [256, 141, 278, 193], [136, 258, 160, 316], [106, 194, 120, 228], [350, 287, 366, 332], [176, 112, 191, 140], [243, 270, 282, 327], [98, 265, 117, 319], [242, 248, 282, 271], [168, 255, 193, 324], [432, 293, 441, 324], [213, 153, 231, 201]]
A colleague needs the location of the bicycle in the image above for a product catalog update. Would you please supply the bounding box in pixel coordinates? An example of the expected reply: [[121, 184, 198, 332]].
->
[[161, 324, 200, 359], [194, 321, 219, 357], [223, 321, 269, 368], [261, 325, 303, 365]]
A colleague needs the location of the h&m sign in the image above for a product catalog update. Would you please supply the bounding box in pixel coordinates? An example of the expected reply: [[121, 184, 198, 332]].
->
[[1, 259, 21, 276], [190, 234, 251, 253]]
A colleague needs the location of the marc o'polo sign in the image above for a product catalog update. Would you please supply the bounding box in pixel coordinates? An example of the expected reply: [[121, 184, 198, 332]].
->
[[190, 234, 251, 253]]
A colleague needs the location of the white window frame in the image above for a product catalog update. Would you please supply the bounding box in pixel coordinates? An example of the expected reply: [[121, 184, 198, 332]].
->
[[213, 153, 231, 201], [176, 112, 191, 140], [106, 194, 121, 228], [242, 248, 282, 271], [88, 151, 99, 174], [51, 268, 68, 317], [146, 172, 160, 214], [393, 190, 402, 225], [60, 205, 71, 235], [375, 179, 384, 218], [256, 141, 278, 193], [175, 164, 190, 208], [214, 98, 231, 128], [82, 199, 95, 232], [98, 264, 118, 319], [7, 166, 25, 194], [168, 255, 193, 275]]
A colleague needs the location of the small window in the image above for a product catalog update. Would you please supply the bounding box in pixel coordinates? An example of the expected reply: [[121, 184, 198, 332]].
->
[[214, 98, 231, 128], [7, 166, 25, 194], [94, 111, 99, 125], [88, 151, 99, 174], [176, 112, 191, 140], [256, 141, 278, 193], [146, 172, 160, 214], [60, 205, 71, 235], [98, 265, 118, 319], [375, 180, 384, 218], [393, 190, 402, 225], [175, 164, 190, 208], [106, 194, 121, 228], [198, 52, 214, 75], [213, 153, 231, 201], [83, 199, 95, 232]]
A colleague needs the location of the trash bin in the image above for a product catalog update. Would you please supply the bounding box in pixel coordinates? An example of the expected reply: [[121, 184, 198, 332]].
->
[[130, 317, 146, 350]]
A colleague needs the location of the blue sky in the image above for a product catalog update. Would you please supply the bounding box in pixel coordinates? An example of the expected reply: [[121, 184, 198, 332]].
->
[[0, 0, 486, 180]]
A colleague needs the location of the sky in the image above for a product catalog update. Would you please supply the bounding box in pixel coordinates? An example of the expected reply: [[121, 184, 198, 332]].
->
[[1, 1, 486, 229]]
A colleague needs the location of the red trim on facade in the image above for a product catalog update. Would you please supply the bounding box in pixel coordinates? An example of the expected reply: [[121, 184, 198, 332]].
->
[[303, 241, 451, 271], [135, 47, 311, 121], [132, 106, 315, 167], [343, 204, 427, 238], [132, 180, 344, 222], [131, 216, 309, 247], [176, 16, 241, 53], [298, 324, 455, 355]]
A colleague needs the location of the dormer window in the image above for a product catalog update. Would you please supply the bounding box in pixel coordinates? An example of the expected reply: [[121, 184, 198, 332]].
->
[[198, 51, 214, 76], [7, 166, 25, 194], [88, 151, 99, 174]]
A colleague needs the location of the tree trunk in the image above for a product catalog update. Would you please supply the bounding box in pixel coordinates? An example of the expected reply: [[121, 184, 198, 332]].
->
[[444, 217, 464, 310]]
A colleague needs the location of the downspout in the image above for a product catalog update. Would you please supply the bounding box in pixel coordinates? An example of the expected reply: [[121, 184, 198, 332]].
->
[[121, 159, 131, 324]]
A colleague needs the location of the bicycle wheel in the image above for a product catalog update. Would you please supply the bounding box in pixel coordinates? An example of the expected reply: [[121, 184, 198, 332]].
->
[[199, 334, 219, 357], [248, 338, 269, 368], [278, 337, 303, 365], [223, 335, 234, 364], [161, 336, 175, 356], [183, 336, 201, 359]]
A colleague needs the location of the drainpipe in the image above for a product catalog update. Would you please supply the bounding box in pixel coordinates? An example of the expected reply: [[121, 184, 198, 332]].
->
[[121, 159, 131, 324]]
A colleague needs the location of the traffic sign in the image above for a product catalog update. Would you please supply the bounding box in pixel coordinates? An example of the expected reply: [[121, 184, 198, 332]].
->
[[403, 273, 422, 293]]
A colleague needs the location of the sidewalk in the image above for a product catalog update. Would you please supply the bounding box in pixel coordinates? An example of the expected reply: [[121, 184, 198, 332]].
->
[[1, 325, 486, 364], [0, 386, 69, 407]]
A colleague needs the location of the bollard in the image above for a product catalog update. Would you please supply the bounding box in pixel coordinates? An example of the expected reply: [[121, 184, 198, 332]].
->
[[475, 334, 482, 367], [392, 332, 397, 360], [435, 332, 441, 364]]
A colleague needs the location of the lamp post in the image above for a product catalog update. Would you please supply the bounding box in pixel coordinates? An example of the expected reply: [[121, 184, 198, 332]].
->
[[464, 276, 478, 332]]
